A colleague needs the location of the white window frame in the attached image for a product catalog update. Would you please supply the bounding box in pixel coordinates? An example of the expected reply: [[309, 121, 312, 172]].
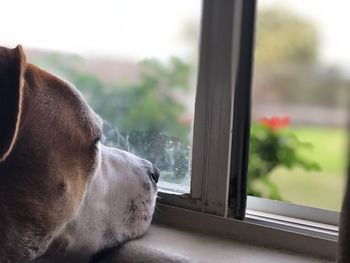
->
[[157, 0, 340, 260], [158, 0, 240, 216]]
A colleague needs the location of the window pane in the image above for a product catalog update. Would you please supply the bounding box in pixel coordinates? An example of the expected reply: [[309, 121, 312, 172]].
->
[[1, 0, 201, 192], [250, 0, 349, 211]]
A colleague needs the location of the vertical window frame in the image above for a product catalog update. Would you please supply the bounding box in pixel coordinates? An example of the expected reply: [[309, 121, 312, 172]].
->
[[158, 0, 256, 217]]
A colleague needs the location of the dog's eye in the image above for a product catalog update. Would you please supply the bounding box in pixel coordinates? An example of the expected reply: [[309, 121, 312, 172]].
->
[[92, 137, 101, 148]]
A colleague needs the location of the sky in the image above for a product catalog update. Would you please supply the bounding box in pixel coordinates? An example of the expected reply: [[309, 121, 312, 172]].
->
[[1, 0, 350, 68], [1, 0, 201, 60]]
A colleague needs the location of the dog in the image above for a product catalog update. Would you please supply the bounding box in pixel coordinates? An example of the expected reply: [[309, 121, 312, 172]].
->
[[0, 45, 159, 262]]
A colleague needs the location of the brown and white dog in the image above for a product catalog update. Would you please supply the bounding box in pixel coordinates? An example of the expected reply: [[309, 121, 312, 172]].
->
[[0, 45, 159, 262]]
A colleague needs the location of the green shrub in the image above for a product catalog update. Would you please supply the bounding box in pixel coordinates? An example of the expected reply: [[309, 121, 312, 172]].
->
[[248, 116, 321, 200]]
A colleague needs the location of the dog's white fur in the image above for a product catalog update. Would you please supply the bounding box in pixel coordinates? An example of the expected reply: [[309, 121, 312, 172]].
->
[[58, 147, 157, 253]]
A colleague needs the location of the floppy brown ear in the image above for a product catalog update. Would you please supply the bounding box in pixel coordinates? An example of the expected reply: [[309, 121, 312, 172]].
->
[[0, 45, 26, 162]]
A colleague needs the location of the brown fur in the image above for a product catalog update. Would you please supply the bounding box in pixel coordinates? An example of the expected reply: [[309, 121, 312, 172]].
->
[[0, 46, 101, 262]]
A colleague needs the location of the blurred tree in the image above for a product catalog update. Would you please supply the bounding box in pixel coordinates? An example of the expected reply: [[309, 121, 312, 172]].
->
[[35, 53, 192, 179], [253, 7, 349, 110], [255, 8, 319, 66]]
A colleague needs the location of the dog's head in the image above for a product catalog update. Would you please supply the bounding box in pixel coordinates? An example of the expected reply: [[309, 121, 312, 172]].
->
[[0, 45, 158, 262]]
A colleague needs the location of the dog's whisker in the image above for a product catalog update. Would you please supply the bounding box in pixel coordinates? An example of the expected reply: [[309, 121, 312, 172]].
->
[[124, 205, 135, 224]]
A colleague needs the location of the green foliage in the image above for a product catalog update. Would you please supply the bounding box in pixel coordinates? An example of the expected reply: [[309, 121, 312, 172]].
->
[[35, 54, 193, 179], [269, 126, 347, 211], [39, 54, 192, 141], [248, 123, 321, 200], [115, 57, 192, 142]]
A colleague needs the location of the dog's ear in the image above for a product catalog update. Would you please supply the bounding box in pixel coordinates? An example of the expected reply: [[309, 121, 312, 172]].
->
[[0, 45, 26, 162]]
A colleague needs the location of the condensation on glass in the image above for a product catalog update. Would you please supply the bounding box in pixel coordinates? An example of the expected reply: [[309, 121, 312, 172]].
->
[[250, 0, 349, 211], [1, 0, 202, 192]]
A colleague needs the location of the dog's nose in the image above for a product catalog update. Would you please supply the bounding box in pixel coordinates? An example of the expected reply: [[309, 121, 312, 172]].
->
[[149, 164, 160, 183]]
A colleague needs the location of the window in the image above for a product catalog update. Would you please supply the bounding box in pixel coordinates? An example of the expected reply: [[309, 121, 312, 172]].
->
[[1, 0, 201, 193], [3, 0, 237, 217], [249, 0, 349, 213], [3, 0, 348, 258]]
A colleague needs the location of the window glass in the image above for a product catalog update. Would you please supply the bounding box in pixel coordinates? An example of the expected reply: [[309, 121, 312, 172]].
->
[[1, 0, 201, 192], [250, 0, 349, 211]]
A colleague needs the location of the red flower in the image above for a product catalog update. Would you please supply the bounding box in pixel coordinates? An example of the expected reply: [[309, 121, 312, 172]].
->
[[260, 116, 290, 130]]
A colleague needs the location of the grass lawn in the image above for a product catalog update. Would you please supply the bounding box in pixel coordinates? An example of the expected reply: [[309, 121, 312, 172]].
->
[[268, 126, 348, 211]]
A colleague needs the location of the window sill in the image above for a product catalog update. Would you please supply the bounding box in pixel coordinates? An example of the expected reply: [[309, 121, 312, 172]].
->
[[102, 223, 333, 263], [246, 209, 338, 241], [148, 204, 337, 261]]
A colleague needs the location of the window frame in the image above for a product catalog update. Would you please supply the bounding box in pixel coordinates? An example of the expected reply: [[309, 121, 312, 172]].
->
[[159, 0, 241, 217], [157, 0, 341, 258], [247, 196, 340, 226]]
